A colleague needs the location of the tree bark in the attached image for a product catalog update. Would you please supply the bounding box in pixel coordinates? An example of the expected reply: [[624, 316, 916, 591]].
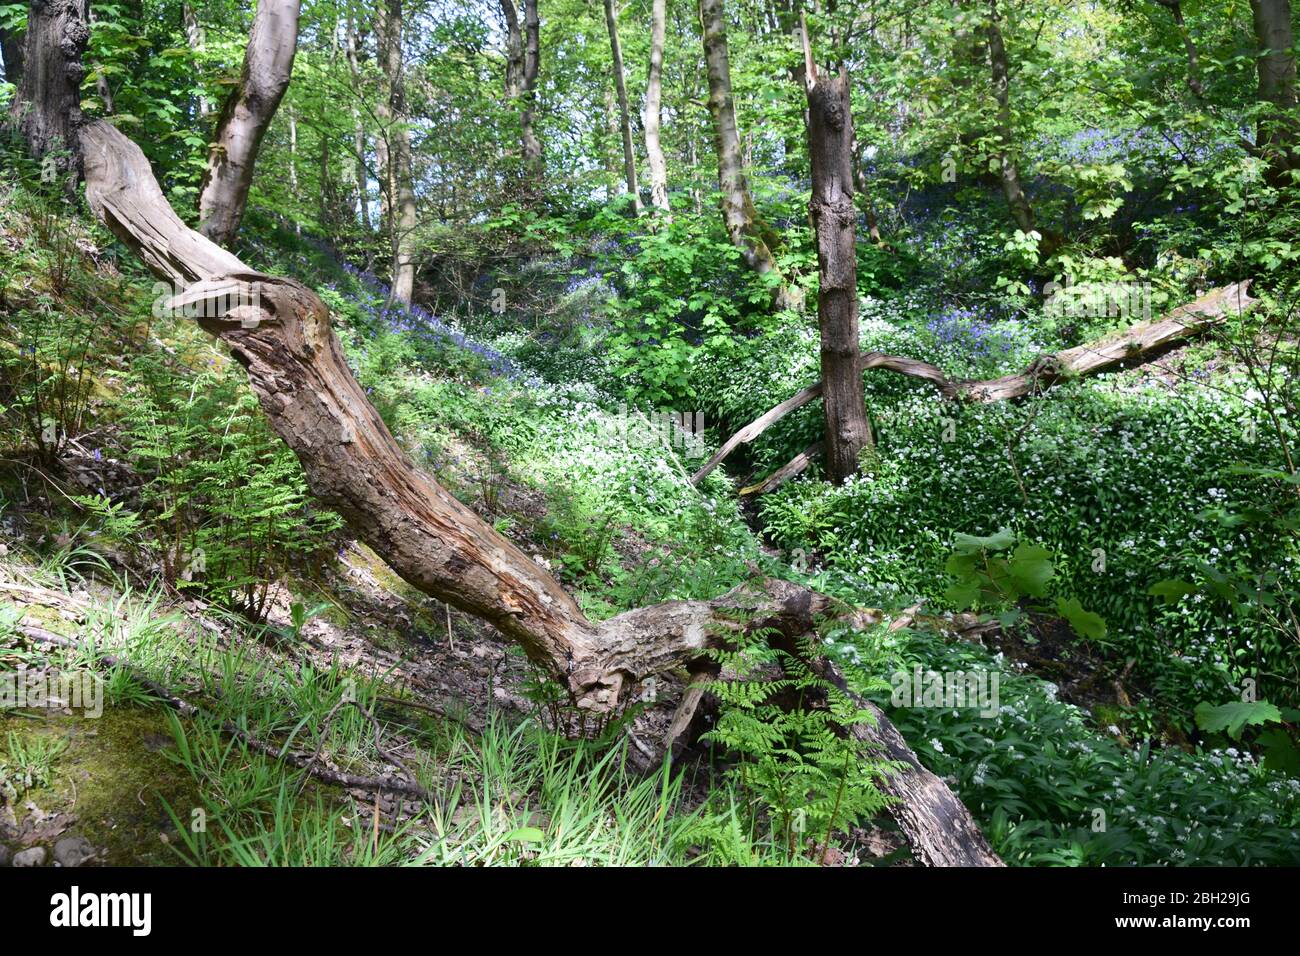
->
[[500, 0, 542, 191], [985, 0, 1034, 236], [197, 0, 301, 247], [643, 0, 670, 214], [6, 0, 88, 177], [375, 0, 416, 306], [698, 0, 797, 310], [1250, 0, 1298, 185], [804, 52, 872, 482], [182, 3, 212, 118], [603, 0, 642, 213]]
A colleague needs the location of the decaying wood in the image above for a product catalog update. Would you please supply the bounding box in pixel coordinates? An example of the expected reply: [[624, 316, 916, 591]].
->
[[804, 33, 873, 482], [6, 0, 88, 179], [77, 117, 1001, 865], [739, 441, 823, 497], [694, 281, 1257, 490]]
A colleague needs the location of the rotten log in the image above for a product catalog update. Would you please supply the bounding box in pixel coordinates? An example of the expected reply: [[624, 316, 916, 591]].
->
[[76, 118, 1001, 865], [693, 281, 1257, 489]]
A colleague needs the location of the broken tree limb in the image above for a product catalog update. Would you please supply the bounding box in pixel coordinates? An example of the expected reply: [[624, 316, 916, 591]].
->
[[739, 440, 823, 497], [76, 118, 1000, 865], [695, 281, 1257, 489]]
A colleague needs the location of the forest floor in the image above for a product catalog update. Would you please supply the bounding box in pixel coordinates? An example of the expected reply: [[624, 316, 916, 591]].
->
[[3, 181, 1300, 867]]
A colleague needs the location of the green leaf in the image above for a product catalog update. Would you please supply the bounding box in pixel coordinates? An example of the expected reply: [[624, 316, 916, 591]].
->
[[1193, 700, 1283, 740], [502, 826, 545, 844], [951, 528, 1016, 555], [1147, 579, 1197, 603], [1257, 729, 1300, 775], [1008, 542, 1055, 597], [1055, 597, 1106, 640]]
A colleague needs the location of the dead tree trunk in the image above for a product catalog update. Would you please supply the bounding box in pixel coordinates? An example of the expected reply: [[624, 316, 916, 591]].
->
[[986, 0, 1034, 236], [603, 0, 642, 213], [643, 0, 670, 214], [6, 0, 88, 178], [197, 0, 301, 246], [698, 0, 798, 310], [803, 43, 872, 482], [1250, 0, 1298, 185], [74, 116, 1002, 867]]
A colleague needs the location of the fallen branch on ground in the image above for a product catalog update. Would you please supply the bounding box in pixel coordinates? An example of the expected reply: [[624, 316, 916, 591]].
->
[[693, 281, 1257, 490]]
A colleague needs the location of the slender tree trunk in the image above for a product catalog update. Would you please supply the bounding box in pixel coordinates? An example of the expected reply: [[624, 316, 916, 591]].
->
[[1250, 0, 1298, 185], [804, 50, 872, 481], [986, 0, 1034, 235], [500, 0, 543, 198], [643, 0, 670, 214], [1154, 0, 1204, 96], [698, 0, 797, 309], [521, 0, 541, 171], [197, 0, 301, 246], [182, 3, 212, 117], [603, 0, 642, 213], [376, 0, 416, 306], [603, 87, 619, 199], [7, 0, 88, 178], [344, 16, 372, 232]]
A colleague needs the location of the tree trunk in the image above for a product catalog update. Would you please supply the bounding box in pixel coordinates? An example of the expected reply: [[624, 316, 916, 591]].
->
[[500, 0, 542, 191], [698, 0, 797, 309], [643, 0, 670, 214], [6, 0, 88, 177], [197, 0, 301, 246], [1250, 0, 1298, 185], [986, 0, 1034, 236], [805, 57, 872, 482], [344, 16, 372, 233], [603, 0, 642, 213], [181, 3, 212, 117], [376, 0, 416, 307]]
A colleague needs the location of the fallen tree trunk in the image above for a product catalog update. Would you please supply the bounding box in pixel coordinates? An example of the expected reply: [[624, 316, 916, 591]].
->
[[77, 117, 1001, 865], [693, 281, 1256, 489]]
